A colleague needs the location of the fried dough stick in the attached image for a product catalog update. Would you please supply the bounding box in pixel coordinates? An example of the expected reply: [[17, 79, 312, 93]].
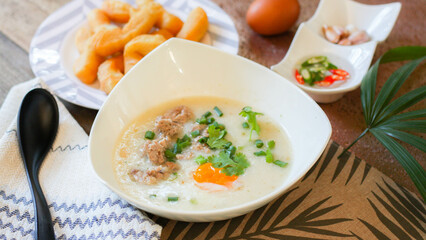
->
[[73, 36, 105, 84], [123, 34, 166, 73], [87, 9, 111, 31], [98, 55, 124, 94], [156, 9, 183, 35], [151, 29, 173, 39], [75, 26, 92, 53], [136, 0, 183, 35], [93, 3, 162, 57], [75, 9, 111, 54], [177, 7, 208, 42], [101, 0, 133, 23]]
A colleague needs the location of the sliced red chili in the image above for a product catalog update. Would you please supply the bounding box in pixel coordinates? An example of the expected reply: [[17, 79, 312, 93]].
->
[[330, 74, 346, 81], [295, 70, 305, 84], [316, 76, 334, 86], [330, 69, 349, 77]]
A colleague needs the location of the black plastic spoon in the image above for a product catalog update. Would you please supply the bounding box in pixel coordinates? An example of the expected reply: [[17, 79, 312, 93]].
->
[[17, 88, 59, 240]]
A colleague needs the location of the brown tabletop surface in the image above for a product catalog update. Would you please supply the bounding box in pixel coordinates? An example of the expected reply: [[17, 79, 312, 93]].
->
[[0, 0, 424, 197]]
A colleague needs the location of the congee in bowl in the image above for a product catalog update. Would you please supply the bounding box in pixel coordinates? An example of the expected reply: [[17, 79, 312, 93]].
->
[[114, 97, 292, 211]]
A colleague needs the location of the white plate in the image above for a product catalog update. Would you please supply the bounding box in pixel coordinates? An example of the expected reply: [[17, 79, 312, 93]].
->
[[89, 38, 332, 222], [29, 0, 239, 109], [271, 0, 401, 103]]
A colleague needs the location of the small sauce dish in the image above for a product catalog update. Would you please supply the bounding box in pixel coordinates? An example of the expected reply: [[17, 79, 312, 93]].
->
[[271, 0, 401, 103]]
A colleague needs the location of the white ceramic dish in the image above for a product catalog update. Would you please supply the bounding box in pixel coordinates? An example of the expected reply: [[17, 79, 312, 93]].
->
[[29, 0, 239, 109], [89, 38, 332, 222], [271, 0, 401, 103]]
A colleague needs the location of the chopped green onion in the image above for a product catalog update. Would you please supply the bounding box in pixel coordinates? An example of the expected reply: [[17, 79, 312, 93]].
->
[[255, 139, 264, 148], [202, 111, 212, 118], [144, 131, 155, 139], [194, 155, 208, 165], [164, 149, 176, 162], [168, 196, 179, 202], [149, 194, 157, 198], [207, 117, 215, 124], [273, 160, 288, 168], [169, 172, 178, 181], [220, 130, 227, 138], [213, 106, 223, 117], [191, 130, 200, 137], [242, 122, 249, 128], [308, 65, 327, 73], [254, 151, 266, 156], [210, 121, 225, 130], [196, 117, 208, 124], [307, 56, 327, 64], [268, 140, 275, 149], [173, 143, 181, 154], [224, 142, 232, 149], [198, 137, 208, 143], [227, 146, 236, 157], [190, 198, 197, 204], [265, 148, 274, 163], [327, 62, 338, 70], [301, 68, 311, 81]]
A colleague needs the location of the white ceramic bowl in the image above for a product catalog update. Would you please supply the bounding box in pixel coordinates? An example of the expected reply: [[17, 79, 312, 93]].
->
[[272, 0, 401, 103], [89, 38, 332, 222]]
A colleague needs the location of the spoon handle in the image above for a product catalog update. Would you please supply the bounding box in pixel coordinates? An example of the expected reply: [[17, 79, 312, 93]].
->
[[25, 169, 55, 240]]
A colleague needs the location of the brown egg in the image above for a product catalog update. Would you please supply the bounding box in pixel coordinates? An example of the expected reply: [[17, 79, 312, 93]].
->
[[246, 0, 300, 35]]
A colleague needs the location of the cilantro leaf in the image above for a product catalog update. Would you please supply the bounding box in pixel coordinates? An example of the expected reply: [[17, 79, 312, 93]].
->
[[213, 151, 250, 177], [197, 151, 250, 177], [194, 155, 208, 165], [210, 151, 235, 169], [239, 106, 263, 140], [206, 125, 230, 149], [224, 152, 250, 176]]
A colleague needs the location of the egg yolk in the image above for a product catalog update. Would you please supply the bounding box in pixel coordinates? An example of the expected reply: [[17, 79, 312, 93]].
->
[[193, 163, 237, 186]]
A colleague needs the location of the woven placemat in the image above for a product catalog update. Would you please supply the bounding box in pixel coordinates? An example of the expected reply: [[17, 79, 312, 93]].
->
[[152, 141, 426, 239]]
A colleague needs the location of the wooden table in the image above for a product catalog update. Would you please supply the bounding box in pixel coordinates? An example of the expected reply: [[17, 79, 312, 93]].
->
[[0, 0, 424, 197]]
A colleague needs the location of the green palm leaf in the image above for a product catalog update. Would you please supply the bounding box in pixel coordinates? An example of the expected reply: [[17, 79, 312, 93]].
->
[[370, 129, 426, 199], [384, 109, 426, 123], [340, 46, 426, 200], [378, 128, 426, 152], [374, 85, 426, 125], [381, 46, 426, 63], [378, 120, 426, 132], [360, 54, 380, 124], [371, 57, 425, 123]]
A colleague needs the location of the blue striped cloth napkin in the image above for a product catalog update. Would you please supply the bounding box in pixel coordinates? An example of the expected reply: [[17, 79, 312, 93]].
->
[[0, 79, 162, 239]]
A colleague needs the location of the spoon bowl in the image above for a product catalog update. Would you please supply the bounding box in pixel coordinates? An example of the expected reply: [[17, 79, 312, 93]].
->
[[17, 88, 59, 240]]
